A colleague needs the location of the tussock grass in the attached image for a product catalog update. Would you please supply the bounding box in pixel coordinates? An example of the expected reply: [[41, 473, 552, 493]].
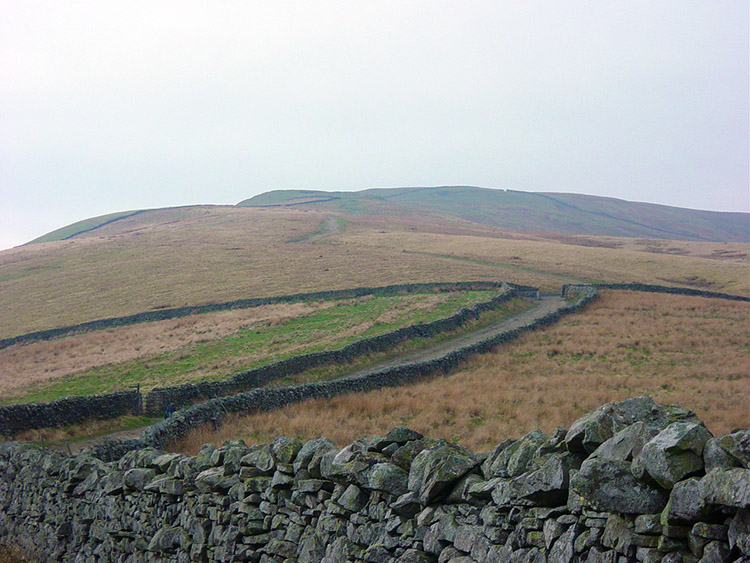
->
[[12, 415, 159, 449], [0, 301, 325, 398], [174, 290, 749, 454], [0, 207, 502, 338]]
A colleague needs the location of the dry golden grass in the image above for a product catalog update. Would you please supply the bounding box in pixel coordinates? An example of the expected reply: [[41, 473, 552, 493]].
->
[[0, 207, 503, 338], [2, 206, 747, 339], [337, 225, 750, 295], [174, 290, 749, 454], [0, 301, 326, 396]]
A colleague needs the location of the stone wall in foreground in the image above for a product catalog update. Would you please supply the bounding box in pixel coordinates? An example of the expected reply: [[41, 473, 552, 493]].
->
[[0, 397, 748, 563]]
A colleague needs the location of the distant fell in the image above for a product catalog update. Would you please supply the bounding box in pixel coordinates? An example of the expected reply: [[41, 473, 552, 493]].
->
[[238, 187, 749, 242]]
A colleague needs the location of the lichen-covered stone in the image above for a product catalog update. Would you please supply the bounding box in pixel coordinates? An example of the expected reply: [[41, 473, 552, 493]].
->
[[486, 430, 547, 478], [700, 468, 750, 508], [0, 400, 746, 563], [664, 478, 707, 524], [572, 458, 668, 514], [718, 429, 750, 468], [636, 422, 712, 489], [408, 441, 478, 505]]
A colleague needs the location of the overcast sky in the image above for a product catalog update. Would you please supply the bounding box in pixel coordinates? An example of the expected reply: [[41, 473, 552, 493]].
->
[[1, 1, 748, 250]]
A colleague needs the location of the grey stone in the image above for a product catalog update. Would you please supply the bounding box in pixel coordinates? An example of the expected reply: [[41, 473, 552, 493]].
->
[[549, 524, 577, 562], [634, 514, 662, 535], [728, 509, 750, 555], [698, 540, 730, 563], [240, 445, 276, 475], [487, 430, 547, 478], [704, 437, 742, 472], [700, 468, 750, 508], [396, 549, 432, 563], [408, 441, 478, 505], [367, 462, 409, 497], [336, 484, 367, 512], [369, 427, 424, 453], [269, 436, 303, 464], [511, 452, 582, 506], [636, 422, 712, 489], [147, 526, 183, 552], [665, 478, 707, 523], [572, 457, 668, 514], [719, 429, 750, 468], [565, 396, 674, 454], [122, 467, 156, 490], [601, 514, 634, 556], [592, 421, 660, 462], [293, 437, 336, 478]]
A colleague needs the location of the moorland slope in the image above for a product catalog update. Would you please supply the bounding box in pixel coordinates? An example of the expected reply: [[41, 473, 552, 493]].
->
[[239, 186, 749, 242], [1, 200, 748, 340]]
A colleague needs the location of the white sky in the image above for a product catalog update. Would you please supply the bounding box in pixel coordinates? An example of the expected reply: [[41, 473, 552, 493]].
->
[[1, 1, 748, 250]]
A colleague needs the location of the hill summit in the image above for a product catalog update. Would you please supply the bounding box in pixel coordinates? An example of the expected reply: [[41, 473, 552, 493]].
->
[[239, 186, 748, 242]]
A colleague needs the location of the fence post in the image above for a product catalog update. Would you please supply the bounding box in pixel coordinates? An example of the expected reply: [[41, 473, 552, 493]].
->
[[130, 384, 142, 416]]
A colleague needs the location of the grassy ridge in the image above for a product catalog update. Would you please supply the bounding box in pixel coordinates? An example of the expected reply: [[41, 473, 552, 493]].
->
[[2, 290, 499, 404]]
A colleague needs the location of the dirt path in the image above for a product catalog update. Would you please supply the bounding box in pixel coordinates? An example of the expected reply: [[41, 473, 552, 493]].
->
[[339, 295, 566, 379], [296, 216, 346, 243]]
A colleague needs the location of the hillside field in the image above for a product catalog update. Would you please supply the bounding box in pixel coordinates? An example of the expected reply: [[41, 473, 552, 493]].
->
[[1, 205, 747, 339], [176, 289, 750, 454], [0, 200, 747, 454]]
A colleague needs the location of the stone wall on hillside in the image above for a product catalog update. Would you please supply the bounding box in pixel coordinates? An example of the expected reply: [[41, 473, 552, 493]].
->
[[0, 390, 140, 438], [0, 397, 748, 563], [92, 289, 597, 460], [142, 288, 518, 416], [593, 284, 749, 302], [0, 283, 516, 436], [0, 282, 513, 350]]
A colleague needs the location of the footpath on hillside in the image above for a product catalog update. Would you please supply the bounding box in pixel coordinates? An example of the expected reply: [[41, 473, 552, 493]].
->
[[64, 295, 568, 453]]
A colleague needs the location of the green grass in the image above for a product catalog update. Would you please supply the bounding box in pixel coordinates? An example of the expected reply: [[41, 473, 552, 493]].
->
[[4, 290, 501, 404]]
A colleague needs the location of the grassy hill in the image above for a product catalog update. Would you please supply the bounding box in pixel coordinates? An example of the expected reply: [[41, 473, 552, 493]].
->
[[1, 203, 748, 339], [239, 186, 749, 242], [0, 193, 747, 456]]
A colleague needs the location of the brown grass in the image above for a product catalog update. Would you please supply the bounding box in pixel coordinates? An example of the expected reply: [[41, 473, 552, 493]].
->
[[173, 290, 750, 454], [0, 207, 503, 338], [0, 291, 488, 401], [2, 206, 747, 339], [338, 225, 750, 295]]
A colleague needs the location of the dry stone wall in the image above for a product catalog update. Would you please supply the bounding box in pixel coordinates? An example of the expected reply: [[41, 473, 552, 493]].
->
[[0, 397, 748, 562], [0, 282, 518, 436], [142, 288, 518, 416], [0, 282, 512, 351], [0, 390, 140, 438], [91, 288, 597, 461]]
